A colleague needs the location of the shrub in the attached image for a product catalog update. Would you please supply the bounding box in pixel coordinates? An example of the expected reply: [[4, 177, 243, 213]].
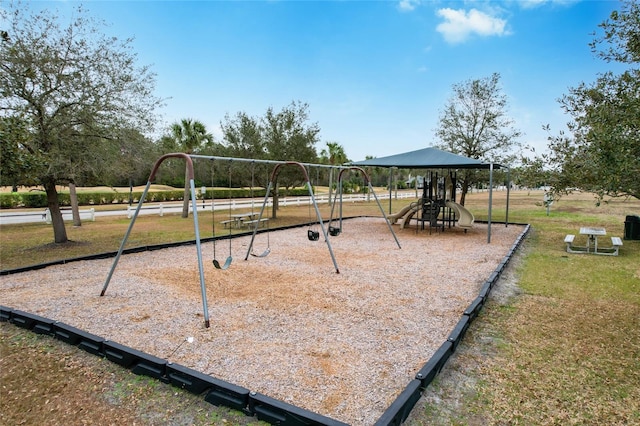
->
[[21, 192, 47, 208], [0, 193, 21, 208]]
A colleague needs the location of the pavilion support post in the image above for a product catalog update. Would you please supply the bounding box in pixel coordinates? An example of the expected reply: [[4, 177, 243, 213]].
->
[[505, 167, 511, 227], [388, 168, 393, 214], [487, 163, 493, 243]]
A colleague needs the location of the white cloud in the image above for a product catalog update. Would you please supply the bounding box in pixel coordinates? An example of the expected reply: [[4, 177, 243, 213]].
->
[[518, 0, 548, 9], [436, 8, 509, 44], [518, 0, 580, 9], [398, 0, 420, 12]]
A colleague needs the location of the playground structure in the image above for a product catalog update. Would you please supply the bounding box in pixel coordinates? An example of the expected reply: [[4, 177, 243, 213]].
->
[[101, 153, 401, 328], [391, 170, 475, 233]]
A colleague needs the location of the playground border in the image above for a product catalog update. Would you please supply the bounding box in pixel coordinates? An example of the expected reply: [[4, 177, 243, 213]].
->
[[0, 219, 531, 425]]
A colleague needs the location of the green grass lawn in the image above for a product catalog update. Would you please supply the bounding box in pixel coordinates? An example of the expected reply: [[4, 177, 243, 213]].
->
[[1, 189, 639, 424], [413, 190, 640, 425]]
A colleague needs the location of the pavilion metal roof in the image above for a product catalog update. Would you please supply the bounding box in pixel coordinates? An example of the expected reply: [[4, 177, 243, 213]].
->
[[350, 147, 503, 169]]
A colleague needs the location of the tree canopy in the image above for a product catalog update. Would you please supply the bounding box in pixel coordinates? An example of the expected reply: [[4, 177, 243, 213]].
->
[[0, 3, 162, 242], [434, 72, 521, 204], [544, 0, 639, 201], [220, 101, 320, 190]]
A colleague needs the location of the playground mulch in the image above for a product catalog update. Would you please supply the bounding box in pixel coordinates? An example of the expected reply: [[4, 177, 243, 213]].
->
[[0, 217, 525, 425]]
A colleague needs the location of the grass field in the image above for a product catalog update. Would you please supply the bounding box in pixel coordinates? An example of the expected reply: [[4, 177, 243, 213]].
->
[[415, 190, 640, 425], [1, 189, 639, 425]]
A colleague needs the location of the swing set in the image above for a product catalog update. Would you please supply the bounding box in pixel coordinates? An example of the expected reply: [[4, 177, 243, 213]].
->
[[100, 153, 402, 328], [327, 166, 401, 249], [244, 161, 341, 273]]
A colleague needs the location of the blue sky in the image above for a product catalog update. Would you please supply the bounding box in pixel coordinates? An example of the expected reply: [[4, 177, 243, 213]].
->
[[25, 0, 625, 162]]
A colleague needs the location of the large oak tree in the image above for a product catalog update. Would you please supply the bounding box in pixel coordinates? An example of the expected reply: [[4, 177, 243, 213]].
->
[[1, 4, 162, 243]]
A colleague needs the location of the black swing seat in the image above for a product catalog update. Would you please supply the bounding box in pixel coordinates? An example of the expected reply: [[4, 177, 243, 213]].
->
[[213, 256, 232, 270], [308, 230, 320, 241], [329, 226, 341, 237]]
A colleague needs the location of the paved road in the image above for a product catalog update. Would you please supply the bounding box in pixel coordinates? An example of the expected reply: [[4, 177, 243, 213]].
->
[[0, 198, 275, 225], [0, 192, 412, 225]]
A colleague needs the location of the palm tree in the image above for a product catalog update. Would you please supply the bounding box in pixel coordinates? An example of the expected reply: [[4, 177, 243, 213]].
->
[[320, 141, 349, 205], [170, 119, 213, 217]]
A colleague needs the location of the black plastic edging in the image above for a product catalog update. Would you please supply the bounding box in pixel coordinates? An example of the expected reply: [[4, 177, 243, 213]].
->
[[414, 341, 454, 388], [53, 322, 105, 356], [0, 305, 13, 322], [1, 310, 347, 425], [447, 315, 471, 351], [9, 309, 55, 335], [464, 296, 485, 320], [248, 392, 350, 426], [372, 379, 423, 426]]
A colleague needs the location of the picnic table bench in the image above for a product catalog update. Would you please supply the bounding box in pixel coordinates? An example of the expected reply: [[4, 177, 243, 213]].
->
[[243, 218, 269, 229]]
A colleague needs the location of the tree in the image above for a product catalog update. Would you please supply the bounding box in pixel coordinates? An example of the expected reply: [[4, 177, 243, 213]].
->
[[434, 73, 522, 204], [219, 111, 268, 188], [544, 0, 639, 201], [319, 141, 349, 205], [217, 102, 319, 218], [0, 4, 162, 243], [0, 115, 42, 191], [262, 101, 320, 217], [511, 158, 552, 191], [167, 119, 213, 217]]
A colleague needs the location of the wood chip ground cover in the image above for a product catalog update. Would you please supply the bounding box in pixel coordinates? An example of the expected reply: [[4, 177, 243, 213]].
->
[[1, 218, 524, 425]]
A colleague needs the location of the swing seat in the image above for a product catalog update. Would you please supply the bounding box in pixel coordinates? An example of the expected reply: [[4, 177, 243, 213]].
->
[[213, 256, 232, 270], [251, 247, 271, 258], [308, 230, 320, 241], [329, 226, 341, 237]]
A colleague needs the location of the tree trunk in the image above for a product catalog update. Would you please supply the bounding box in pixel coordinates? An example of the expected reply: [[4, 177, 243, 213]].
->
[[271, 182, 279, 219], [69, 183, 82, 227], [460, 176, 470, 206], [44, 180, 68, 243], [181, 168, 189, 218]]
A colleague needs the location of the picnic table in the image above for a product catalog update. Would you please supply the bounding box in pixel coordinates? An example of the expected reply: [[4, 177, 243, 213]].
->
[[221, 213, 259, 229], [580, 226, 606, 253], [564, 227, 622, 256]]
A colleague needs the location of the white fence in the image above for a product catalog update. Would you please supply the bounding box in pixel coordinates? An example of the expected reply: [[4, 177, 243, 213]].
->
[[43, 208, 95, 224]]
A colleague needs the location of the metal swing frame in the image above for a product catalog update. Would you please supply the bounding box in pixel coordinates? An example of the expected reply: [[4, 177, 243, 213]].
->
[[101, 153, 213, 328], [328, 166, 402, 249], [101, 153, 381, 328], [244, 161, 341, 274]]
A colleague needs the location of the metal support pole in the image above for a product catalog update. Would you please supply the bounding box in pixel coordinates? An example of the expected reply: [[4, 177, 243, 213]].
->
[[190, 178, 210, 328], [307, 181, 340, 273], [369, 183, 402, 249], [388, 169, 393, 214], [505, 168, 510, 227], [488, 163, 493, 244], [101, 180, 152, 297]]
